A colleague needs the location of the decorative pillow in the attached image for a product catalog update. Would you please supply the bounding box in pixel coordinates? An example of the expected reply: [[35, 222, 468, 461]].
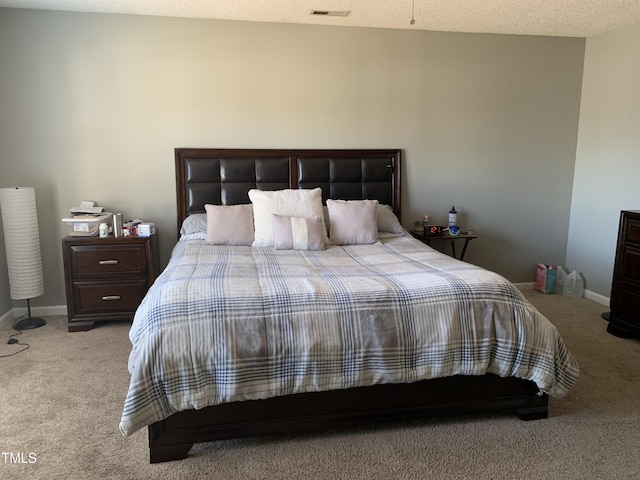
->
[[327, 199, 379, 245], [272, 214, 326, 251], [204, 204, 254, 246], [249, 188, 328, 247], [377, 204, 404, 234]]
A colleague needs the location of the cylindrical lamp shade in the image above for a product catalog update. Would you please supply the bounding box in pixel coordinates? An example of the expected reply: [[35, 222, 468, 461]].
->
[[0, 187, 45, 300]]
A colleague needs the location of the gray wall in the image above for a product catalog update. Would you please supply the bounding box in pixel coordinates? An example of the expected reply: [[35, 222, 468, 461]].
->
[[566, 23, 640, 300], [0, 9, 585, 313]]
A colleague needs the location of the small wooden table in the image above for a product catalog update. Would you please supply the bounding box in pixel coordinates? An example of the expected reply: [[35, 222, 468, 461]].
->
[[410, 231, 477, 261]]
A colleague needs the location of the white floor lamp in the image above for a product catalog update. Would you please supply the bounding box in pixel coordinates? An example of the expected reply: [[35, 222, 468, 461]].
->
[[0, 187, 46, 330]]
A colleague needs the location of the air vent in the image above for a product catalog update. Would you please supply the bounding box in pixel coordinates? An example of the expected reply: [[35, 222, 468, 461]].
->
[[310, 10, 351, 17]]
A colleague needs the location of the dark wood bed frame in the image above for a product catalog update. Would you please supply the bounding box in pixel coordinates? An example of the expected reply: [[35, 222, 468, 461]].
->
[[147, 148, 548, 463]]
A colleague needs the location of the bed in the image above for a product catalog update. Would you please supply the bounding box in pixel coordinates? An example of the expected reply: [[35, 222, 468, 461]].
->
[[119, 148, 579, 463]]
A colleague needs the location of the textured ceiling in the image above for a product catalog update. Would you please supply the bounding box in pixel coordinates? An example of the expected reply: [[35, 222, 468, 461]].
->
[[1, 0, 640, 38]]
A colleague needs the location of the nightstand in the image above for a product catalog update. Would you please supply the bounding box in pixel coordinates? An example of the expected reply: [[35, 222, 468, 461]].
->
[[410, 231, 477, 261], [62, 235, 159, 332]]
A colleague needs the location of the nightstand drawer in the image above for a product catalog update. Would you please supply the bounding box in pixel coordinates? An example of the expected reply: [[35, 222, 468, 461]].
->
[[62, 234, 158, 331], [73, 280, 148, 315], [70, 245, 147, 279]]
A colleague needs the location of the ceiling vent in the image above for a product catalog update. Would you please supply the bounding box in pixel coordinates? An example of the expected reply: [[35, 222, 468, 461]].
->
[[310, 10, 351, 17]]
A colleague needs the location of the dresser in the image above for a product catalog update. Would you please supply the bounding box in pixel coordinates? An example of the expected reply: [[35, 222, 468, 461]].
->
[[607, 210, 640, 338], [62, 235, 159, 332]]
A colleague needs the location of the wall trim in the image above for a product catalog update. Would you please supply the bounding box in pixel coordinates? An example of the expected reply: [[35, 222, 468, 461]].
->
[[514, 282, 610, 306], [0, 305, 68, 326], [0, 309, 14, 326], [584, 290, 610, 307], [13, 305, 68, 317]]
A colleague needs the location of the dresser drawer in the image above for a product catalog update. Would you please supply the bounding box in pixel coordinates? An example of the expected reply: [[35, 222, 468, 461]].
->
[[72, 280, 148, 315], [613, 285, 640, 328], [625, 218, 640, 245], [70, 245, 147, 279], [620, 246, 640, 283]]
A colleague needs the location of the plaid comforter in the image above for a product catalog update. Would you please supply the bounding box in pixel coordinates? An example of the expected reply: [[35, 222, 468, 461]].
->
[[119, 235, 579, 436]]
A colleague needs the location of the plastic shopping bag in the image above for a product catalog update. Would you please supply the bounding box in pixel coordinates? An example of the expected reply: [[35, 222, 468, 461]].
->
[[535, 264, 557, 294]]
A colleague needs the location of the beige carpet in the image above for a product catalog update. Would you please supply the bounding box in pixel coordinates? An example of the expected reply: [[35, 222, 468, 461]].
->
[[1, 291, 639, 480]]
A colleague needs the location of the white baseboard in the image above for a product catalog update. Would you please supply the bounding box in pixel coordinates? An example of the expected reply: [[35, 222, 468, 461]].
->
[[514, 282, 610, 307], [584, 290, 610, 307], [13, 305, 68, 317], [1, 305, 68, 326], [0, 309, 14, 326]]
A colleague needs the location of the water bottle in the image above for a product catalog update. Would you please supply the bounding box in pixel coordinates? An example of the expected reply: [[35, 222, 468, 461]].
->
[[113, 213, 123, 238], [448, 206, 457, 227], [555, 266, 568, 293], [563, 270, 584, 298]]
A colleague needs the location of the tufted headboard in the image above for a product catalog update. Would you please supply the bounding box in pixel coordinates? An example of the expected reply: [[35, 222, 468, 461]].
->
[[175, 148, 401, 235]]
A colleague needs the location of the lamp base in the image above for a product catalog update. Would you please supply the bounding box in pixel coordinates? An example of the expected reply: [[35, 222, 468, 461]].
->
[[15, 316, 46, 330]]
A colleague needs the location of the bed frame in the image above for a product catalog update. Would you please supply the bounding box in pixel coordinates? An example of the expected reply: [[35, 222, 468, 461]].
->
[[147, 147, 548, 463]]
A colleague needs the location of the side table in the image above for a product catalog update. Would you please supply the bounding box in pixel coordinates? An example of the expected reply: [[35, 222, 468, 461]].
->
[[410, 230, 477, 261], [62, 234, 159, 332]]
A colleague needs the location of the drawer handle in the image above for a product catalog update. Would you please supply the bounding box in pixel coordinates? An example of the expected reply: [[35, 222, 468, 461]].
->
[[99, 260, 119, 265], [102, 295, 121, 301]]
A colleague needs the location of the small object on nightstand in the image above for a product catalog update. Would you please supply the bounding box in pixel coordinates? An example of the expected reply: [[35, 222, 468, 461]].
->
[[137, 223, 156, 237], [448, 206, 457, 227], [112, 213, 123, 238], [62, 213, 113, 237]]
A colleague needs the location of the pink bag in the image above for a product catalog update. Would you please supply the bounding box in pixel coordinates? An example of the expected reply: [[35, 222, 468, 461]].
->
[[535, 264, 557, 294]]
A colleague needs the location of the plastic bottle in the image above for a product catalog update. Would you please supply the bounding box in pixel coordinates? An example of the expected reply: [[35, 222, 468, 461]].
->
[[423, 215, 430, 231], [555, 266, 568, 293], [563, 270, 584, 298], [99, 223, 109, 238], [448, 206, 457, 227]]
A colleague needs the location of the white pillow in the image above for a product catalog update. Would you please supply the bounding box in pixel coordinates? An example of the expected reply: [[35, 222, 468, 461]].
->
[[204, 204, 254, 246], [248, 188, 328, 247], [323, 204, 403, 235], [180, 213, 207, 237], [327, 199, 379, 245], [272, 214, 326, 251], [377, 204, 403, 234]]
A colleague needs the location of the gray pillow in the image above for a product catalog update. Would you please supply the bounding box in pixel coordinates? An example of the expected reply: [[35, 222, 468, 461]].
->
[[205, 204, 254, 246], [327, 199, 379, 245]]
